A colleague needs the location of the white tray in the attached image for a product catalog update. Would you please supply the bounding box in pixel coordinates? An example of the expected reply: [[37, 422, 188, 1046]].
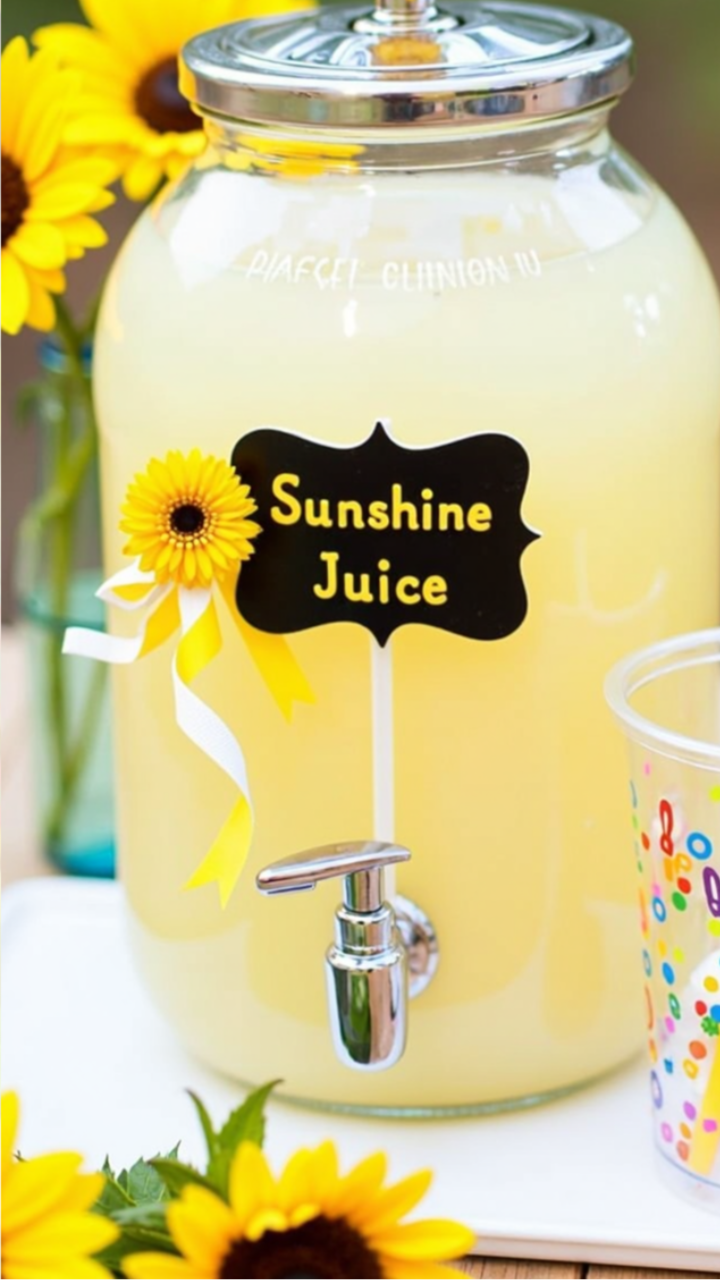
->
[[3, 879, 719, 1272]]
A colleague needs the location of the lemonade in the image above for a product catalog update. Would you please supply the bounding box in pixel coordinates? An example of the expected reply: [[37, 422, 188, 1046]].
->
[[94, 126, 720, 1110]]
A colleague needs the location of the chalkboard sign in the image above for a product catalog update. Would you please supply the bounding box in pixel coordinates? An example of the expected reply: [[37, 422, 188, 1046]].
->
[[232, 422, 538, 646]]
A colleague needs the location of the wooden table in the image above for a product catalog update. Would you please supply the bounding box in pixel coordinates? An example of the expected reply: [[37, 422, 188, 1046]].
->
[[0, 630, 707, 1279]]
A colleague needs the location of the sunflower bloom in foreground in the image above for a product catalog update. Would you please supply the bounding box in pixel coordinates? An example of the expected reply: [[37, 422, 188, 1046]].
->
[[120, 449, 261, 590], [1, 37, 115, 334], [35, 0, 315, 201], [122, 1140, 474, 1279], [1, 1092, 118, 1280]]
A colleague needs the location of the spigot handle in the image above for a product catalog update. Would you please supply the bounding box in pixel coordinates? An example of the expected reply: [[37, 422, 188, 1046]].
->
[[256, 840, 410, 912]]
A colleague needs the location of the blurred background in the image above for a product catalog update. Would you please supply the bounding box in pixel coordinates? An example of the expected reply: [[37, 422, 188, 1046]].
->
[[3, 0, 720, 618]]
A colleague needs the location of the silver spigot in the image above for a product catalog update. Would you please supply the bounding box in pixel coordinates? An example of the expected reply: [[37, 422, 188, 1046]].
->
[[256, 841, 438, 1072]]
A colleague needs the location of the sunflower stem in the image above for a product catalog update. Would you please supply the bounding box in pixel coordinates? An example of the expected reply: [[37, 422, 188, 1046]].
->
[[41, 297, 107, 855]]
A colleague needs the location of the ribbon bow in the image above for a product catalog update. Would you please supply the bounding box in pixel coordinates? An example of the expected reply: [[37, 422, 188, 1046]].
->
[[63, 449, 313, 906]]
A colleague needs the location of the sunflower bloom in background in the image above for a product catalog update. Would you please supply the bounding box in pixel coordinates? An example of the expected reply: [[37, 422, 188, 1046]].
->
[[1, 1092, 118, 1280], [122, 1140, 475, 1279], [1, 37, 115, 334], [36, 0, 315, 202]]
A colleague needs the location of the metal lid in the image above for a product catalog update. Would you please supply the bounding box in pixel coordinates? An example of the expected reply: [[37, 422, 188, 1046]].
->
[[179, 0, 634, 131]]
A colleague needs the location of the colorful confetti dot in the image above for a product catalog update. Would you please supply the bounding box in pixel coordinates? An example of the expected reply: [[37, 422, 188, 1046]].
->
[[687, 831, 713, 861], [657, 938, 667, 958], [673, 947, 685, 964], [668, 994, 681, 1019], [677, 877, 692, 894], [708, 919, 720, 938], [662, 962, 675, 985], [661, 1122, 673, 1142], [710, 784, 720, 802], [684, 1059, 699, 1079], [648, 1038, 658, 1063], [696, 1000, 708, 1016], [705, 976, 719, 993], [671, 892, 687, 912], [665, 1016, 675, 1034], [652, 897, 667, 923], [650, 1071, 662, 1107], [644, 762, 652, 776], [663, 1058, 674, 1074], [680, 1122, 692, 1140], [630, 781, 638, 807], [676, 1141, 690, 1162], [690, 1041, 708, 1060], [703, 1119, 719, 1133], [641, 831, 650, 849], [683, 1102, 697, 1120], [710, 1005, 720, 1021], [642, 949, 652, 977]]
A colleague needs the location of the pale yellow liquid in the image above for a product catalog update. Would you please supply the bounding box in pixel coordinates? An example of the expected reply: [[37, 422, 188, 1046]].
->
[[95, 149, 720, 1110]]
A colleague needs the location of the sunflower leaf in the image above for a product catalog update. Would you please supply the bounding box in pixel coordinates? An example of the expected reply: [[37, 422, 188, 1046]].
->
[[187, 1090, 217, 1164], [206, 1080, 281, 1197], [96, 1158, 134, 1214], [150, 1157, 213, 1197], [126, 1156, 172, 1204]]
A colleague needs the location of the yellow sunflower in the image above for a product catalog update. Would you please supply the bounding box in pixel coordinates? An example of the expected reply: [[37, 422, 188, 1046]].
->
[[1, 37, 115, 334], [120, 449, 261, 589], [35, 0, 316, 202], [122, 1140, 474, 1279], [1, 1092, 118, 1280]]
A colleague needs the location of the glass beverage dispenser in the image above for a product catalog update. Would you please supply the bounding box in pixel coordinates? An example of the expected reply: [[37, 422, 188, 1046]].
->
[[91, 1, 720, 1113]]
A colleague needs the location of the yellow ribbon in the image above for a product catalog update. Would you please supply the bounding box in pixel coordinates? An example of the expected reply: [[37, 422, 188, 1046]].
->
[[219, 578, 314, 720], [64, 564, 313, 907]]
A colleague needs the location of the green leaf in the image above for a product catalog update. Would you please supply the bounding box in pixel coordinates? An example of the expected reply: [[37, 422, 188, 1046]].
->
[[187, 1090, 217, 1164], [207, 1081, 281, 1197], [126, 1157, 170, 1205], [150, 1158, 212, 1197], [95, 1158, 133, 1215]]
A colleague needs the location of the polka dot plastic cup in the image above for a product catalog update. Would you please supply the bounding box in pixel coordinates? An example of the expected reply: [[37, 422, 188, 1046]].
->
[[606, 628, 720, 1214]]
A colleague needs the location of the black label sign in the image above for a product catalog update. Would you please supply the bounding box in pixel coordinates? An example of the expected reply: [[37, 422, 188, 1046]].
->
[[232, 422, 538, 647]]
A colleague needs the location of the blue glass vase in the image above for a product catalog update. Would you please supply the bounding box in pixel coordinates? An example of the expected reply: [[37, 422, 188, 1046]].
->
[[17, 337, 116, 878]]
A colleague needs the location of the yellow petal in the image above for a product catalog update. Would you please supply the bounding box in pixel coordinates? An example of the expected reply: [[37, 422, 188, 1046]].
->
[[1, 38, 30, 155], [28, 182, 110, 221], [11, 221, 66, 270], [21, 75, 79, 183], [64, 113, 143, 147], [328, 1151, 388, 1219], [4, 1210, 118, 1260], [79, 0, 154, 70], [24, 267, 58, 331], [2, 1092, 20, 1179], [3, 1261, 114, 1280], [123, 154, 163, 201], [277, 1147, 313, 1213], [14, 48, 72, 169], [383, 1261, 471, 1279], [59, 214, 108, 250], [1, 248, 31, 334], [166, 1185, 235, 1270], [1, 1153, 87, 1234], [369, 1219, 477, 1261], [34, 23, 134, 88], [228, 1142, 275, 1226], [122, 1254, 203, 1280], [350, 1169, 433, 1233], [305, 1141, 340, 1207]]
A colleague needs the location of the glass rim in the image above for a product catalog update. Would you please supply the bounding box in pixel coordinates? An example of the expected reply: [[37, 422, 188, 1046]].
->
[[605, 626, 720, 770]]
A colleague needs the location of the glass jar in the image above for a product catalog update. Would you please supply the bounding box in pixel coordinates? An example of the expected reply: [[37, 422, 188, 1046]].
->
[[94, 1, 720, 1113]]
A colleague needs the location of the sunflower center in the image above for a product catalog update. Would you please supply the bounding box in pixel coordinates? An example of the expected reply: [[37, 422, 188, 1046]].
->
[[170, 502, 206, 537], [134, 56, 198, 134], [2, 154, 29, 247], [218, 1215, 383, 1279]]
